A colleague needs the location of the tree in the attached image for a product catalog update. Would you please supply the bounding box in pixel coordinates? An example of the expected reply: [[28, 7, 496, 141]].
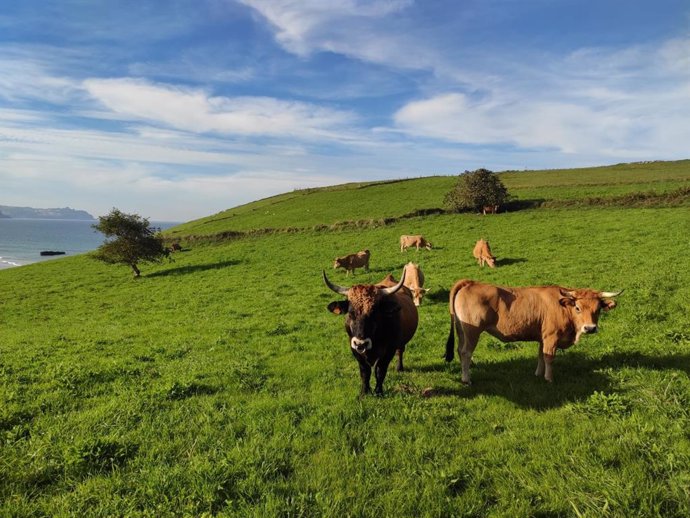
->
[[91, 208, 168, 277], [444, 168, 510, 213]]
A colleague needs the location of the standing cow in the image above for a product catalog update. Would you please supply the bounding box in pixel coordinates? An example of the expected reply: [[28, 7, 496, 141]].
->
[[403, 262, 428, 306], [473, 239, 496, 268], [324, 269, 419, 395], [333, 249, 370, 276], [400, 235, 432, 252], [482, 205, 499, 215], [445, 279, 621, 384]]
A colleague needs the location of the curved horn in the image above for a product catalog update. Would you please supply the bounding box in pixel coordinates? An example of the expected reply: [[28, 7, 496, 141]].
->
[[323, 270, 349, 295], [600, 289, 623, 298], [379, 268, 407, 296]]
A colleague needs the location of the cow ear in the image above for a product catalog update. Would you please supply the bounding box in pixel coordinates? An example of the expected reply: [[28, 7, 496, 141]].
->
[[559, 296, 575, 307], [327, 301, 348, 315], [602, 299, 617, 311]]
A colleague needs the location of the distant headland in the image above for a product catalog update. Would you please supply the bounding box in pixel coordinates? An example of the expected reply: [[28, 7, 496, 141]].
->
[[0, 205, 95, 220]]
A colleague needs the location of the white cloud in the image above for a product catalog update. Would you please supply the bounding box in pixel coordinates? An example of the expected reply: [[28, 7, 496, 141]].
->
[[239, 0, 412, 56], [82, 78, 356, 138]]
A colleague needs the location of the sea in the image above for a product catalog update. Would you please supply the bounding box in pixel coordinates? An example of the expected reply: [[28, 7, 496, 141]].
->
[[0, 219, 180, 269]]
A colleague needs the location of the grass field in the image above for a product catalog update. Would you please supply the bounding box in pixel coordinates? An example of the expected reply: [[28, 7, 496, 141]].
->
[[1, 161, 690, 516]]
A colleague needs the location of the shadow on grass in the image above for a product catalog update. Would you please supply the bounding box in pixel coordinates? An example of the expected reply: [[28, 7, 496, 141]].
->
[[147, 259, 242, 277], [495, 257, 528, 267], [422, 351, 690, 410]]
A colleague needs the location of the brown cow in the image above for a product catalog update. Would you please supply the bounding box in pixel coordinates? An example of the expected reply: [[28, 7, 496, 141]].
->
[[482, 205, 499, 215], [170, 242, 182, 252], [333, 249, 370, 276], [403, 262, 428, 306], [324, 269, 419, 395], [400, 235, 432, 252], [445, 280, 621, 384], [473, 239, 496, 268]]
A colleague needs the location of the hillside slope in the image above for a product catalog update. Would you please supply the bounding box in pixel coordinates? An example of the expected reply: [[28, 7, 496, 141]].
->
[[1, 160, 689, 516], [167, 160, 690, 238]]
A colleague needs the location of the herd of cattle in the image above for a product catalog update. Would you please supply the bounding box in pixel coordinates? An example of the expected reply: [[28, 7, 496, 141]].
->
[[324, 234, 622, 395]]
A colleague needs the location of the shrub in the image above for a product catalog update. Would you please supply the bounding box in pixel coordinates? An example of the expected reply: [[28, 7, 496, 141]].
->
[[444, 168, 510, 213]]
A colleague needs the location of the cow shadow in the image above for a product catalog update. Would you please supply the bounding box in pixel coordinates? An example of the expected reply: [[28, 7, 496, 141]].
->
[[417, 351, 690, 410], [147, 259, 242, 277], [426, 288, 450, 304], [495, 257, 527, 267]]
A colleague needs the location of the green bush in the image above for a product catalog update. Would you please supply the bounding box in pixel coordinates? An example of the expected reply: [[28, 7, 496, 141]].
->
[[444, 168, 510, 213]]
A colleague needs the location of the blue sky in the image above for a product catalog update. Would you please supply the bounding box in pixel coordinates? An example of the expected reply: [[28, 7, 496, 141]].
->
[[1, 0, 688, 220]]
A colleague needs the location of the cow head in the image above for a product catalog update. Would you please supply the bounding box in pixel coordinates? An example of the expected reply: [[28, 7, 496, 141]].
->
[[411, 287, 430, 306], [333, 257, 343, 269], [424, 241, 433, 250], [324, 270, 406, 355], [559, 288, 622, 342], [485, 255, 496, 268]]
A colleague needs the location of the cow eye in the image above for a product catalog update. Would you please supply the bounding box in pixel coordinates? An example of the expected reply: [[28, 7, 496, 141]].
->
[[575, 305, 581, 313]]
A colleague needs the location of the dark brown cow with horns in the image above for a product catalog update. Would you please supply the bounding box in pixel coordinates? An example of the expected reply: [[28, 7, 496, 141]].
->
[[445, 280, 622, 384], [324, 269, 419, 396]]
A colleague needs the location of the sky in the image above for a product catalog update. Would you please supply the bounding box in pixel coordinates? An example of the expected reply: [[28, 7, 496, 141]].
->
[[0, 0, 688, 221]]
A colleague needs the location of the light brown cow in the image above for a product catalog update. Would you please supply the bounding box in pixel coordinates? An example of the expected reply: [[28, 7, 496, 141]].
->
[[473, 239, 496, 268], [482, 205, 499, 215], [403, 262, 428, 306], [445, 280, 621, 384], [400, 235, 432, 252], [333, 249, 370, 276]]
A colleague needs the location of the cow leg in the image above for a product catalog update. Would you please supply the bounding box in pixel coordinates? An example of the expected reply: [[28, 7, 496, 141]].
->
[[374, 359, 391, 395], [395, 348, 404, 372], [542, 341, 557, 382], [535, 343, 545, 377], [358, 361, 372, 395], [460, 325, 480, 385]]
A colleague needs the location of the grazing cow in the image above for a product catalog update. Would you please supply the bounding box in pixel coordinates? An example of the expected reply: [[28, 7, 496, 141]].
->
[[445, 280, 621, 384], [333, 249, 370, 276], [324, 269, 419, 395], [170, 242, 182, 252], [473, 239, 496, 268], [482, 205, 499, 215], [400, 235, 432, 252], [401, 262, 428, 306]]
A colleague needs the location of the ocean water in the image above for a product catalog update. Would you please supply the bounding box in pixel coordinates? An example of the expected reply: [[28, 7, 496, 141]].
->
[[0, 219, 180, 269]]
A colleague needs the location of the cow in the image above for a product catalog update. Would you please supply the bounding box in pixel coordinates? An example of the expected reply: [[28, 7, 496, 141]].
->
[[170, 242, 182, 252], [473, 239, 496, 268], [445, 280, 622, 384], [401, 262, 429, 306], [324, 269, 419, 396], [482, 205, 499, 215], [400, 235, 432, 252], [333, 249, 370, 276]]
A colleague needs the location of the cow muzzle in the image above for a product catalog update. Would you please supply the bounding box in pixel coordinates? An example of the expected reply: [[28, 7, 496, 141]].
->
[[582, 324, 598, 334], [350, 337, 373, 354]]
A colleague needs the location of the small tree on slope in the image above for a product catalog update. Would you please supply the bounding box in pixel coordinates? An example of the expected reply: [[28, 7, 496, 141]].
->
[[444, 168, 510, 213], [91, 208, 168, 278]]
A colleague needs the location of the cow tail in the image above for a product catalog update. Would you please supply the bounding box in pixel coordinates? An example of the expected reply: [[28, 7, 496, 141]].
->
[[445, 280, 472, 362], [445, 314, 455, 362]]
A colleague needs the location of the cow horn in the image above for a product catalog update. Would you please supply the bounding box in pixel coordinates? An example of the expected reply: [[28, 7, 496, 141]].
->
[[323, 270, 349, 295], [600, 290, 623, 298], [379, 269, 407, 296]]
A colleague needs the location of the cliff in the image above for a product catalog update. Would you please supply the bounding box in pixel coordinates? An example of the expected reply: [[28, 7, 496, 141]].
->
[[0, 205, 95, 220]]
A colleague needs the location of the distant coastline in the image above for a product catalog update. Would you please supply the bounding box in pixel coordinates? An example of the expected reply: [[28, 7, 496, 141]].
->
[[0, 205, 94, 220]]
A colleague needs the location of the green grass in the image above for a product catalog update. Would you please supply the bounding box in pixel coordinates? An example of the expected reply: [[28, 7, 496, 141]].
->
[[1, 162, 690, 516], [167, 160, 690, 238]]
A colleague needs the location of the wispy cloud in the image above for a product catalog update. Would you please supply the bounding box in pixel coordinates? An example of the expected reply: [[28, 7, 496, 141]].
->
[[82, 78, 357, 139]]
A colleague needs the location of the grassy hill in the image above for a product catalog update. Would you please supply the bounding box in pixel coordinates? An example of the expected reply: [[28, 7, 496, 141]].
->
[[167, 160, 690, 238], [1, 161, 689, 516]]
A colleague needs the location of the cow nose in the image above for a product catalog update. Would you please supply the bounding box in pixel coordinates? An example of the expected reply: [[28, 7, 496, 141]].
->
[[583, 325, 598, 334], [351, 337, 372, 352]]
